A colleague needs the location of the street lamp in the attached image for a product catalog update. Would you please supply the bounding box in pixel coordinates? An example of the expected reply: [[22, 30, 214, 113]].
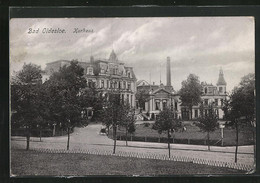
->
[[219, 124, 225, 146]]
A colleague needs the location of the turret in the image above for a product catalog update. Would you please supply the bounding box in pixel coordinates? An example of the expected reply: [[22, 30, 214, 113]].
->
[[216, 68, 227, 94], [108, 49, 118, 62]]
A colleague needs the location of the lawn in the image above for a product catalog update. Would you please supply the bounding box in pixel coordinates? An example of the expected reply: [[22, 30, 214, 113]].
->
[[112, 122, 253, 146], [11, 149, 245, 176]]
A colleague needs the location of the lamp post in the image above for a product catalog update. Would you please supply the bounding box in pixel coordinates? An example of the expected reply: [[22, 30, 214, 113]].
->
[[219, 124, 225, 146]]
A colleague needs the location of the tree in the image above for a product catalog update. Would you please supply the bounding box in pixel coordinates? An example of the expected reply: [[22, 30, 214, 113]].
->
[[223, 73, 255, 163], [121, 104, 136, 146], [179, 74, 202, 120], [196, 104, 218, 151], [11, 63, 43, 150], [153, 108, 181, 158], [44, 60, 87, 150], [136, 89, 149, 110], [101, 92, 129, 154]]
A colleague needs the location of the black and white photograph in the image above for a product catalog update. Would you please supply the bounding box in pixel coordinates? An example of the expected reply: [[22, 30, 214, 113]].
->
[[10, 17, 255, 176]]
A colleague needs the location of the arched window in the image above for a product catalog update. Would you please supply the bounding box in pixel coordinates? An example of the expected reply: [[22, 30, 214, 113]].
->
[[204, 87, 207, 94]]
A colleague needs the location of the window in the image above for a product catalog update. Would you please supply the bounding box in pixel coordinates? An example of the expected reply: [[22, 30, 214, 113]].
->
[[88, 67, 93, 75], [195, 109, 198, 118], [127, 82, 131, 90], [130, 95, 133, 106], [88, 79, 92, 87], [110, 81, 113, 88], [175, 102, 178, 110], [221, 99, 224, 106], [127, 94, 129, 104], [155, 100, 160, 110], [205, 110, 208, 116], [215, 99, 218, 106], [101, 80, 104, 88], [204, 87, 207, 94], [119, 81, 121, 89], [123, 81, 126, 89], [204, 99, 208, 105], [107, 80, 109, 88], [114, 81, 117, 88], [128, 72, 131, 78], [163, 100, 167, 110], [219, 87, 223, 93]]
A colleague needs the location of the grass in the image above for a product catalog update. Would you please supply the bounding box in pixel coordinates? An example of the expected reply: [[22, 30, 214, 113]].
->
[[11, 149, 245, 176], [114, 123, 253, 146]]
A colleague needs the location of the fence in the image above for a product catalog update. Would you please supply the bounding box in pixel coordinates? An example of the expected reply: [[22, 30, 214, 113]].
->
[[30, 147, 254, 172], [115, 134, 223, 146]]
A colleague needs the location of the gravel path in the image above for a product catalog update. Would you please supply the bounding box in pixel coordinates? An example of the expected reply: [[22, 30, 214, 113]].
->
[[11, 124, 254, 165]]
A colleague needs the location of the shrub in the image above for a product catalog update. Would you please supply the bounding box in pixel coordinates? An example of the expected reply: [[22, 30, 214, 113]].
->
[[144, 123, 150, 127]]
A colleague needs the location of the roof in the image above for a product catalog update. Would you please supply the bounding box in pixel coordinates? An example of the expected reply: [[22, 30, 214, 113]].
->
[[217, 69, 227, 85]]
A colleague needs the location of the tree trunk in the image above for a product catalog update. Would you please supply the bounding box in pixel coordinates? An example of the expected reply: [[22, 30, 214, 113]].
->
[[113, 125, 117, 154], [26, 126, 30, 150], [235, 120, 238, 163], [253, 128, 256, 165], [190, 106, 192, 120], [125, 126, 128, 146], [39, 128, 42, 142], [26, 134, 30, 150], [67, 127, 70, 150], [107, 125, 110, 135], [207, 132, 210, 151], [167, 130, 171, 158]]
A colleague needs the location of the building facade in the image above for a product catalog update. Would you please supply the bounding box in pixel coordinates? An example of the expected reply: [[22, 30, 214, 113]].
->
[[180, 68, 227, 120], [137, 57, 177, 119], [136, 56, 227, 120], [43, 50, 137, 108]]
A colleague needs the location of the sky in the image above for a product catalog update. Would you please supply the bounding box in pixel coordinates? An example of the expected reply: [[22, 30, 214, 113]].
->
[[10, 17, 255, 92]]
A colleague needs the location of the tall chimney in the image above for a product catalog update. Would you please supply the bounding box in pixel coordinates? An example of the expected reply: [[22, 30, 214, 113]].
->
[[166, 57, 171, 86]]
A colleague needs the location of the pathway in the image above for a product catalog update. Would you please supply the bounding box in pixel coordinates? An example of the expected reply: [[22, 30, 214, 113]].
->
[[11, 124, 254, 166]]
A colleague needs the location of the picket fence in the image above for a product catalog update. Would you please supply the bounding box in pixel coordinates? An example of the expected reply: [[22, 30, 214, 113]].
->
[[31, 148, 254, 172]]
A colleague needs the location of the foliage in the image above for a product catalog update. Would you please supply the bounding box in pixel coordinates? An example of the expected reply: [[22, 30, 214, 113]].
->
[[79, 87, 105, 121], [222, 73, 255, 162], [179, 74, 202, 119], [196, 104, 218, 133], [43, 60, 87, 150], [136, 89, 149, 109], [101, 92, 134, 151], [11, 63, 43, 150], [153, 108, 181, 157], [196, 104, 218, 150]]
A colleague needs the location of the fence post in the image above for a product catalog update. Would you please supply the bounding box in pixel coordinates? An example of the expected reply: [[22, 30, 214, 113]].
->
[[158, 137, 160, 143], [204, 139, 206, 145], [188, 139, 190, 144], [131, 135, 132, 141], [145, 136, 147, 142]]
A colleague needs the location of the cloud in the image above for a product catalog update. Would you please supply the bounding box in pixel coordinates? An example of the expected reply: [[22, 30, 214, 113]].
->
[[10, 17, 254, 91]]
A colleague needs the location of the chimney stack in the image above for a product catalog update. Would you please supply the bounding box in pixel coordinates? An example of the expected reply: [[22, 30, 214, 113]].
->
[[166, 57, 171, 86]]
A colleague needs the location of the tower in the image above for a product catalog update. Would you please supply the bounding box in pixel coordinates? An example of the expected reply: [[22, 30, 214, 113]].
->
[[166, 57, 171, 86], [108, 49, 118, 62], [216, 68, 227, 94]]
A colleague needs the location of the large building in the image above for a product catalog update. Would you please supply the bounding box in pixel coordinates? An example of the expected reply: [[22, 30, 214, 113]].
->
[[137, 57, 227, 120], [136, 57, 177, 119], [43, 50, 137, 108]]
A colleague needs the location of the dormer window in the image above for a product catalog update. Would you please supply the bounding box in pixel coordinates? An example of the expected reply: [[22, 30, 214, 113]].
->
[[87, 67, 93, 75], [204, 87, 207, 94], [128, 72, 131, 78]]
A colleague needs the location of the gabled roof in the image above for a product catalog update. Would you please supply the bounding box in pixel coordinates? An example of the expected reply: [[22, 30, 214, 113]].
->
[[137, 80, 150, 86], [152, 87, 173, 95]]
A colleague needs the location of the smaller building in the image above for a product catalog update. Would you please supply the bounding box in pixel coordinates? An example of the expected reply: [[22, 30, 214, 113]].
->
[[180, 68, 227, 120]]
